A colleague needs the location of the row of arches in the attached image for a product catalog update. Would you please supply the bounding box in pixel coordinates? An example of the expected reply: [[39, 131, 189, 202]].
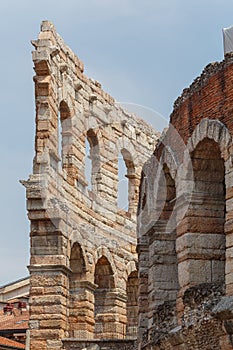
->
[[85, 137, 134, 211], [69, 242, 138, 339], [58, 100, 138, 212], [138, 118, 231, 311]]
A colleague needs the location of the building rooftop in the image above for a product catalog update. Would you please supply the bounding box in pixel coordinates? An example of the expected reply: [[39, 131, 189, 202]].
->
[[0, 309, 29, 332], [0, 335, 25, 349], [0, 278, 29, 291]]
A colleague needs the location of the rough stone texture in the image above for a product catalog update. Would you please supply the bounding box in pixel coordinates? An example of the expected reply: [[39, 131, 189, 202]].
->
[[137, 51, 233, 349], [62, 339, 137, 350], [213, 295, 233, 319], [23, 22, 158, 350]]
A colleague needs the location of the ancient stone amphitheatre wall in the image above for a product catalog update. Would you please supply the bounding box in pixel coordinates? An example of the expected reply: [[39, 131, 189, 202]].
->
[[23, 21, 158, 350], [137, 55, 233, 349]]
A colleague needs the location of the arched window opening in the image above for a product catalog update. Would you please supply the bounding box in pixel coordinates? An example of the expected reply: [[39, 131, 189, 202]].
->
[[126, 271, 138, 339], [118, 152, 128, 210], [69, 243, 92, 339], [149, 163, 179, 306], [60, 101, 71, 120], [70, 243, 86, 291], [59, 101, 71, 166], [94, 256, 115, 338], [94, 256, 114, 290], [189, 138, 226, 285], [85, 138, 92, 190], [58, 113, 62, 164], [139, 171, 147, 211], [85, 129, 99, 192], [118, 149, 135, 212], [159, 163, 176, 221], [142, 192, 147, 211]]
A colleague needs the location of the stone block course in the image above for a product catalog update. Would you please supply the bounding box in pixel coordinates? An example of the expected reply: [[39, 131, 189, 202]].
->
[[24, 21, 158, 350], [137, 45, 233, 349]]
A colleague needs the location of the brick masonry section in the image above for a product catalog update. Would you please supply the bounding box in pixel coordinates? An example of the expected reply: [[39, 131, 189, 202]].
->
[[137, 51, 233, 349]]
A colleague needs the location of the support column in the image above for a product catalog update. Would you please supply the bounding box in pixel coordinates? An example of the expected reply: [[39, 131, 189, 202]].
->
[[29, 265, 70, 350], [137, 237, 149, 349], [94, 289, 127, 339], [176, 193, 225, 320], [69, 281, 96, 339]]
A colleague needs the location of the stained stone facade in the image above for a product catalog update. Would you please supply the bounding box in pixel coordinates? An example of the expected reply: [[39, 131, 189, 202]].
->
[[22, 22, 158, 350], [137, 54, 233, 349], [23, 19, 233, 350]]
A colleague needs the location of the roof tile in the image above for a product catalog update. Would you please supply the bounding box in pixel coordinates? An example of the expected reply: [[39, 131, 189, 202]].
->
[[0, 336, 25, 349], [0, 309, 29, 331]]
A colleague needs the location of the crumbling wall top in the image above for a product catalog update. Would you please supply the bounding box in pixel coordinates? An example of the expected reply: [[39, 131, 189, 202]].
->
[[32, 21, 158, 139], [173, 52, 233, 111]]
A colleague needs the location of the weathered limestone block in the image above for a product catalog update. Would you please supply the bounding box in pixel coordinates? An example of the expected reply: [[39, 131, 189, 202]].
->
[[24, 21, 159, 350]]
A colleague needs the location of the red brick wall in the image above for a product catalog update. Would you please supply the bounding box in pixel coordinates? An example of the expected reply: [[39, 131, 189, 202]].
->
[[170, 57, 233, 142]]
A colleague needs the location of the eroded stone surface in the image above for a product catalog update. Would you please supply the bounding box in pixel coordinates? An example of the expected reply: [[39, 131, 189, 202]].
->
[[24, 21, 158, 350], [137, 49, 233, 349]]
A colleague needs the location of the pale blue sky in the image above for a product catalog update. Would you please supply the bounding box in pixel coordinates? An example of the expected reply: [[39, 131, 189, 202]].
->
[[0, 0, 232, 285]]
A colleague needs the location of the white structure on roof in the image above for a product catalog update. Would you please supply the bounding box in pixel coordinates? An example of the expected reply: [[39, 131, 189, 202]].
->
[[0, 278, 29, 305], [223, 25, 233, 55]]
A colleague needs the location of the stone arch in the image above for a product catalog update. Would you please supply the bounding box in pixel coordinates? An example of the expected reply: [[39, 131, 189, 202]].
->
[[68, 240, 95, 339], [176, 118, 232, 229], [94, 256, 115, 290], [118, 148, 134, 212], [157, 146, 179, 229], [59, 100, 72, 166], [84, 116, 105, 152], [116, 137, 138, 214], [94, 246, 116, 266], [177, 129, 227, 292], [85, 128, 101, 192], [139, 170, 148, 213], [123, 262, 139, 338], [125, 261, 138, 282], [126, 270, 138, 339], [69, 231, 90, 269], [121, 148, 135, 174], [59, 93, 75, 117], [157, 163, 176, 222], [187, 118, 232, 161], [147, 161, 179, 307], [58, 99, 78, 186], [137, 156, 160, 236], [84, 115, 99, 131], [58, 98, 75, 141], [94, 254, 117, 339], [116, 137, 138, 167], [138, 147, 178, 236], [159, 145, 178, 181], [83, 116, 105, 194], [93, 246, 118, 284], [59, 100, 71, 121], [70, 242, 86, 281]]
